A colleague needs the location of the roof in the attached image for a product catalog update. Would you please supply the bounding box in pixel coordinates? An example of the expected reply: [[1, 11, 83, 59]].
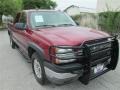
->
[[23, 9, 58, 13]]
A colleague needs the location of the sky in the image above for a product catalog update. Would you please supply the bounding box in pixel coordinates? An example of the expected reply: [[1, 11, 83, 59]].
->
[[53, 0, 97, 10]]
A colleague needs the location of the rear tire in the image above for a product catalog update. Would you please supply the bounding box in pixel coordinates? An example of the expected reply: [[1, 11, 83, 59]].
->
[[9, 35, 15, 49], [32, 52, 47, 85]]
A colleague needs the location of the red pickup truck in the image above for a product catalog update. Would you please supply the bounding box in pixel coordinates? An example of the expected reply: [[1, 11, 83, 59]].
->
[[8, 10, 119, 85]]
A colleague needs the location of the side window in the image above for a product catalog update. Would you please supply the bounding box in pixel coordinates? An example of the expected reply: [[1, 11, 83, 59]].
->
[[19, 12, 26, 24], [18, 12, 26, 29], [14, 13, 21, 24]]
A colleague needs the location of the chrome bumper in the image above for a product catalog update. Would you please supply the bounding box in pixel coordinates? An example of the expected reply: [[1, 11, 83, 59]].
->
[[45, 67, 83, 85]]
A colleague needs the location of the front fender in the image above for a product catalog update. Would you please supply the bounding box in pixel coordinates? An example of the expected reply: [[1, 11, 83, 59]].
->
[[28, 43, 45, 59]]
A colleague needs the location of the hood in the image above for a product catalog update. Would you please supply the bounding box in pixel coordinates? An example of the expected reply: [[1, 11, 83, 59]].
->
[[33, 26, 110, 46]]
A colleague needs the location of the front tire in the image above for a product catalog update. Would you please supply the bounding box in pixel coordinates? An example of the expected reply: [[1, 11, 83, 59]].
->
[[32, 52, 47, 85]]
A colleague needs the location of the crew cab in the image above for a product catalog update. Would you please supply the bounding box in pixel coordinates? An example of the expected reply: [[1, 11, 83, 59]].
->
[[8, 9, 119, 85]]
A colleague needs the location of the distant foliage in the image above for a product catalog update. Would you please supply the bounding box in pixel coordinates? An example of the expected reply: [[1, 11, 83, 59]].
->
[[0, 0, 57, 26], [98, 12, 120, 34], [23, 0, 57, 9], [0, 0, 23, 24]]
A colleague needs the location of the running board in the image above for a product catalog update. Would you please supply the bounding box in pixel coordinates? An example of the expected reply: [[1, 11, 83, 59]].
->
[[16, 47, 31, 63]]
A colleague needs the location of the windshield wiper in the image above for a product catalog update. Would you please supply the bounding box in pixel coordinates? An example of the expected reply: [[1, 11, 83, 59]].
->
[[35, 25, 56, 28], [57, 24, 74, 27], [35, 24, 74, 28]]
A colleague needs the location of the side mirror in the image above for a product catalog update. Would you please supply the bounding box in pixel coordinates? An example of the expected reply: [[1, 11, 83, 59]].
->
[[15, 23, 26, 30]]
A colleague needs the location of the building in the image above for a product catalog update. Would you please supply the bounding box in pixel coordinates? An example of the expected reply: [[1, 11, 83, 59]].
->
[[97, 0, 120, 12], [64, 5, 97, 29], [64, 5, 80, 16], [2, 15, 13, 28], [64, 5, 96, 16], [2, 15, 13, 24]]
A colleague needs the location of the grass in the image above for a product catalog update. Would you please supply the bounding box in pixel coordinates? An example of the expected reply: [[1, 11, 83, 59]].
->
[[98, 11, 120, 34]]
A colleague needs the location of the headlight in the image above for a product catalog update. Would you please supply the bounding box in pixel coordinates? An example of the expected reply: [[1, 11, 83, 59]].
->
[[55, 47, 76, 64], [56, 48, 73, 54]]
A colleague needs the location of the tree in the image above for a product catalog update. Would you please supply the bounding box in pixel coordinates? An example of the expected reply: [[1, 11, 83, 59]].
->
[[23, 0, 56, 10], [0, 0, 23, 24]]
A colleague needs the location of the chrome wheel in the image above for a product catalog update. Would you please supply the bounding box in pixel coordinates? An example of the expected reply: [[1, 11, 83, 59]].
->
[[32, 52, 46, 85], [34, 59, 42, 78]]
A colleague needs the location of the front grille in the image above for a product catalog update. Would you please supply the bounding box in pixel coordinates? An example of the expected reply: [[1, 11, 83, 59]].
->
[[85, 38, 112, 62]]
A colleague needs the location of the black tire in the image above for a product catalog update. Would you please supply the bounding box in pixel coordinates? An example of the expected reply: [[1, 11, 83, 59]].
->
[[32, 52, 47, 85], [9, 35, 15, 49]]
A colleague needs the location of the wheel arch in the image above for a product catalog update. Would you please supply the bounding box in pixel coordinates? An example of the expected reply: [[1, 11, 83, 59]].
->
[[28, 43, 45, 59]]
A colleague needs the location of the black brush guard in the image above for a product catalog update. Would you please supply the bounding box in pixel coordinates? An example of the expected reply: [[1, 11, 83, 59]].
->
[[49, 36, 119, 85]]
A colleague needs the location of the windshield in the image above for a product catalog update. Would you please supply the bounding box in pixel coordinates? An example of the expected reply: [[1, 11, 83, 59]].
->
[[30, 11, 76, 28]]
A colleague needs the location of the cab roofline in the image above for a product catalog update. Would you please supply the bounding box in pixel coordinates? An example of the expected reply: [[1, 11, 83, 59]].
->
[[23, 9, 59, 13]]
